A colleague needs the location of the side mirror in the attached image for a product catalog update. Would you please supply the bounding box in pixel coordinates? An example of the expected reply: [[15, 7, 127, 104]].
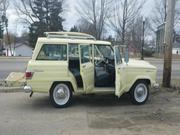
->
[[124, 47, 129, 64]]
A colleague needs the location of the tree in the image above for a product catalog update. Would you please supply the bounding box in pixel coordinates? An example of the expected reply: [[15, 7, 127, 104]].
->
[[77, 0, 112, 39], [109, 0, 145, 44], [163, 0, 176, 87], [126, 16, 152, 51], [151, 0, 180, 31], [0, 21, 3, 39], [15, 0, 64, 48], [77, 18, 96, 36], [151, 0, 167, 28], [70, 26, 79, 32]]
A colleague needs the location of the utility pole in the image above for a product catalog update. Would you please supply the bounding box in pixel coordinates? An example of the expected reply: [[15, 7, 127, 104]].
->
[[162, 0, 176, 87], [141, 20, 145, 60]]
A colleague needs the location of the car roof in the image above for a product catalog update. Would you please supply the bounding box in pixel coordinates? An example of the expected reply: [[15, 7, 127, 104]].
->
[[37, 37, 111, 45]]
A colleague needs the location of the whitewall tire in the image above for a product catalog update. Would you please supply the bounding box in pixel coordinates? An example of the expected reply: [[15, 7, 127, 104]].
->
[[130, 80, 149, 105], [50, 83, 72, 108]]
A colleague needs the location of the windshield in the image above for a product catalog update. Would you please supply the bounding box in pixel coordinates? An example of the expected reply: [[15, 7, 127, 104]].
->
[[95, 45, 114, 60]]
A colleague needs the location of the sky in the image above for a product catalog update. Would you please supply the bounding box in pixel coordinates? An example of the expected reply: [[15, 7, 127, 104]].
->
[[5, 0, 158, 36]]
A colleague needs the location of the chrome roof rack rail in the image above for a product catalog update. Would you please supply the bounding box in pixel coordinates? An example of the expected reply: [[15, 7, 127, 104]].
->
[[44, 32, 96, 40]]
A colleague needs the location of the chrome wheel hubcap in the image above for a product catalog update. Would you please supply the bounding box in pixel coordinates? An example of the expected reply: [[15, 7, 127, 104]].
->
[[53, 84, 70, 105], [134, 83, 147, 103]]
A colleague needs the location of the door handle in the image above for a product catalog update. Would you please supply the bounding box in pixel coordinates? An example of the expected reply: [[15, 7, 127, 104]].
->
[[82, 65, 86, 68]]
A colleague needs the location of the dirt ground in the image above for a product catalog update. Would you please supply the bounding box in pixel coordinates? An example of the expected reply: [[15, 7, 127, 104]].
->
[[0, 88, 180, 135]]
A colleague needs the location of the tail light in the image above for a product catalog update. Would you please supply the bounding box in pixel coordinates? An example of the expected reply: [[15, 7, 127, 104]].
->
[[25, 71, 33, 79]]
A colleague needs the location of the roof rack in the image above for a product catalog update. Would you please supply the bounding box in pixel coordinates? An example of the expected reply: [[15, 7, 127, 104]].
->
[[44, 32, 96, 40]]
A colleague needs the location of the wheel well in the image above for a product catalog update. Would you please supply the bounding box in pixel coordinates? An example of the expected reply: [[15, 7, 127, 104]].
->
[[50, 81, 74, 93], [132, 79, 151, 87]]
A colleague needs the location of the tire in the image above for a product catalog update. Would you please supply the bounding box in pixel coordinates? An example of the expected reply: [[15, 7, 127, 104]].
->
[[50, 83, 72, 108], [130, 80, 149, 105]]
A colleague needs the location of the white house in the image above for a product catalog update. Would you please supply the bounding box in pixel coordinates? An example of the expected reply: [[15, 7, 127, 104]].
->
[[14, 44, 33, 56], [3, 43, 33, 57], [172, 41, 180, 55]]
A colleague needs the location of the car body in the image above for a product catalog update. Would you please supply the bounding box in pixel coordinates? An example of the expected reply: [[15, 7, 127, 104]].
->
[[24, 32, 158, 107]]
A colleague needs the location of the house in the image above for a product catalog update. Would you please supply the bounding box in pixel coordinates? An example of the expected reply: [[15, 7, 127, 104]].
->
[[156, 24, 165, 53], [3, 35, 33, 57], [3, 43, 33, 57], [172, 40, 180, 55], [156, 24, 180, 55], [14, 44, 33, 56]]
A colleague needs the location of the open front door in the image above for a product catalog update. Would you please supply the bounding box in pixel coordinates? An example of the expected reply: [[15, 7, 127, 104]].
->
[[114, 46, 124, 97], [79, 44, 94, 93]]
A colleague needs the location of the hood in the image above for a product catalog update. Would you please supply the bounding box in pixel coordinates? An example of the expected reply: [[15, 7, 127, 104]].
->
[[124, 59, 156, 69]]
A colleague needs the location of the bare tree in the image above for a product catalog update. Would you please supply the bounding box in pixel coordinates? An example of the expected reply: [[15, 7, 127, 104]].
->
[[0, 0, 13, 56], [152, 0, 167, 27], [76, 0, 112, 40], [109, 0, 145, 44], [151, 0, 180, 31], [77, 18, 96, 36], [14, 0, 39, 25]]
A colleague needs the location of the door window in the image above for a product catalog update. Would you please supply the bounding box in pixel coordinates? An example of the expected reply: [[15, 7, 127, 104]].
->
[[69, 44, 79, 58], [80, 45, 91, 63], [114, 46, 122, 65]]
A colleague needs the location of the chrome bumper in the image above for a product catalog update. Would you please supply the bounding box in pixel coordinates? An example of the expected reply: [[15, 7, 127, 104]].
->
[[152, 83, 159, 89], [24, 85, 32, 93]]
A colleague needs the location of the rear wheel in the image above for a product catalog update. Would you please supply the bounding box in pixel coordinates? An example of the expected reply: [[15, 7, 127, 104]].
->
[[50, 83, 72, 108], [130, 80, 149, 105]]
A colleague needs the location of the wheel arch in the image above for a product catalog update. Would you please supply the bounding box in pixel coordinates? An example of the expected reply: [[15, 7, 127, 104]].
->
[[50, 81, 74, 93], [130, 78, 151, 91]]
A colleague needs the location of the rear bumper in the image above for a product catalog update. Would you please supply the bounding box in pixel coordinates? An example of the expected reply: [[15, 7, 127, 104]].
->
[[24, 85, 32, 93]]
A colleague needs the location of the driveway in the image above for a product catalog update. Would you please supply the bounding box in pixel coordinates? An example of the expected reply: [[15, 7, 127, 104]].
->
[[0, 90, 180, 135]]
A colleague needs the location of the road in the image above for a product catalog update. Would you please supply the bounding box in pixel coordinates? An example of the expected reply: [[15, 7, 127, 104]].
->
[[0, 57, 180, 80], [0, 58, 28, 80], [0, 90, 180, 135], [147, 59, 180, 79]]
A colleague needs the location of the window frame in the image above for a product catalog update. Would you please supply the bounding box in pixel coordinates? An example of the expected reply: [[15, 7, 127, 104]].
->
[[79, 44, 92, 64], [36, 44, 67, 61]]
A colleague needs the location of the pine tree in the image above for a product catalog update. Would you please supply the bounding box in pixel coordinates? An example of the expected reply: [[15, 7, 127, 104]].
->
[[29, 0, 64, 47], [70, 26, 79, 32]]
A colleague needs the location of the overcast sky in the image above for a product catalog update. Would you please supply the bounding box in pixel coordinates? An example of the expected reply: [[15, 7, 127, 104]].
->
[[4, 0, 163, 36]]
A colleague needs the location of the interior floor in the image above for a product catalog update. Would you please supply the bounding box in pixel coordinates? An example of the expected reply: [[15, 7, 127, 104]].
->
[[69, 57, 83, 87], [95, 62, 115, 87]]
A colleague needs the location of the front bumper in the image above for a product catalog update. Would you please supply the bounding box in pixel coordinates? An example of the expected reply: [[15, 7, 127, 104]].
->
[[24, 85, 32, 93], [152, 82, 159, 89]]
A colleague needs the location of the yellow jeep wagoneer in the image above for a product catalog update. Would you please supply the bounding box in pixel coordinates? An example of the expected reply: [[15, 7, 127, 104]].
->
[[24, 32, 158, 108]]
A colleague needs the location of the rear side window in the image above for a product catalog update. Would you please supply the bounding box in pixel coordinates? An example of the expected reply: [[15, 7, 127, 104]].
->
[[36, 44, 67, 60]]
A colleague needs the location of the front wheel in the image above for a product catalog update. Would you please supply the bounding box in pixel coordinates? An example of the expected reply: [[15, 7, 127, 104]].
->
[[50, 83, 72, 108], [130, 81, 149, 105]]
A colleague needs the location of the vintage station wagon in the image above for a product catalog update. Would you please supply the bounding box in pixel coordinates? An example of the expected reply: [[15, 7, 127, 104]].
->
[[24, 32, 158, 108]]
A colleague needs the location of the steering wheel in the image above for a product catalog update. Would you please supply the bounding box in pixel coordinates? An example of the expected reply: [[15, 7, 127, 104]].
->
[[96, 57, 110, 67]]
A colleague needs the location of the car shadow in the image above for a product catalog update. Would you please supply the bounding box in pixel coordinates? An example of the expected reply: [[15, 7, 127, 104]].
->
[[72, 94, 132, 107], [20, 93, 135, 111]]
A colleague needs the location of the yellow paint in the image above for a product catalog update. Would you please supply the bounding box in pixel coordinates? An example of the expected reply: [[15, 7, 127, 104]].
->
[[26, 33, 157, 97]]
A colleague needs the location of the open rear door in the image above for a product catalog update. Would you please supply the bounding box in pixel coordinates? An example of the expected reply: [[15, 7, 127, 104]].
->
[[114, 46, 124, 97], [79, 44, 94, 93]]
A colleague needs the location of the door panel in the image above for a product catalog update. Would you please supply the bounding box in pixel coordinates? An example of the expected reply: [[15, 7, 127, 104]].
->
[[114, 46, 124, 97], [79, 45, 94, 93]]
